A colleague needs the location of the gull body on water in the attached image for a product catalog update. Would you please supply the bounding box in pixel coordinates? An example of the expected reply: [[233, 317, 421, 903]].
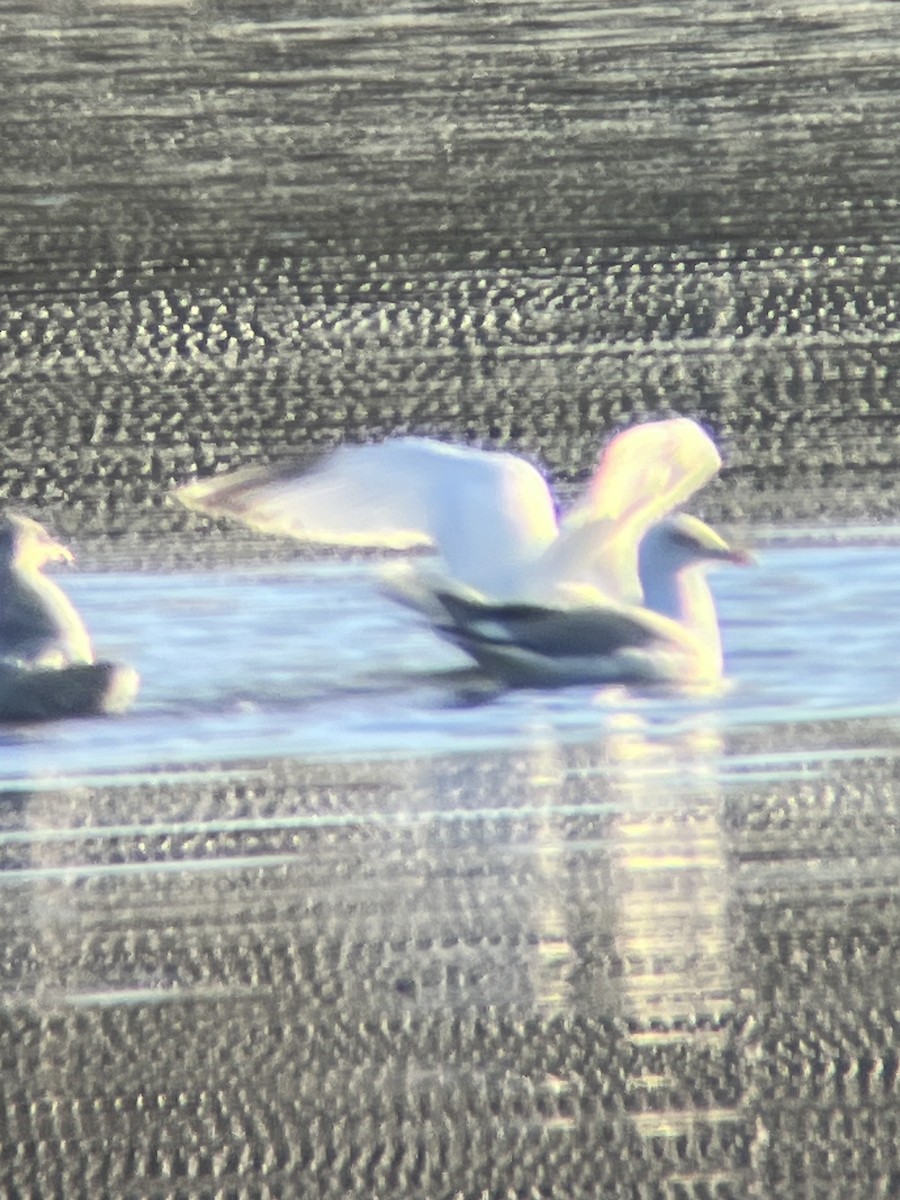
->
[[176, 418, 749, 687], [0, 514, 139, 720]]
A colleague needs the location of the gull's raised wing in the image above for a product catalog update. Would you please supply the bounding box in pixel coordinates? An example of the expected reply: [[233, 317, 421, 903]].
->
[[537, 418, 722, 602], [175, 437, 559, 597]]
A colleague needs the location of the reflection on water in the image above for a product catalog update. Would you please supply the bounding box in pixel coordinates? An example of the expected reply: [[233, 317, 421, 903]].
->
[[2, 713, 751, 1188], [4, 704, 898, 1194], [518, 717, 734, 1027], [604, 724, 732, 1027]]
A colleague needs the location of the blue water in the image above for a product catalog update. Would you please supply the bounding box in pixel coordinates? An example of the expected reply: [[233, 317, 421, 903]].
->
[[1, 530, 897, 785]]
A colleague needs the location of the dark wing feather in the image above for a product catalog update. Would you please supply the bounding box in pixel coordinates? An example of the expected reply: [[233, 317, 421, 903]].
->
[[434, 590, 662, 658]]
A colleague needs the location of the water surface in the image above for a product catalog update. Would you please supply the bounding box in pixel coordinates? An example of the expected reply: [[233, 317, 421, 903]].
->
[[2, 532, 899, 1198], [1, 532, 896, 782]]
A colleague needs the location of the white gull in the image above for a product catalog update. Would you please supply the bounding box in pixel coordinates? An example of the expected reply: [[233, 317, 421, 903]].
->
[[175, 418, 749, 686]]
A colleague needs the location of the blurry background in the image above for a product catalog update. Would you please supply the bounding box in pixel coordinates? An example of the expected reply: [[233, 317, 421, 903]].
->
[[1, 0, 898, 558]]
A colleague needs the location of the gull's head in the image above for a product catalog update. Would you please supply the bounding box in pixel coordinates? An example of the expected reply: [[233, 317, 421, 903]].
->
[[639, 513, 751, 579], [0, 514, 75, 572]]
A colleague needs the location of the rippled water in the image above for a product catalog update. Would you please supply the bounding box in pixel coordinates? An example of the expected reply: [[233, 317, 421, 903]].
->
[[1, 530, 897, 782], [2, 531, 899, 1198]]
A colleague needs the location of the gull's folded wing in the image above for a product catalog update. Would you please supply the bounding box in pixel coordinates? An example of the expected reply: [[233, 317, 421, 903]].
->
[[434, 590, 664, 657], [432, 589, 709, 686], [0, 661, 139, 720]]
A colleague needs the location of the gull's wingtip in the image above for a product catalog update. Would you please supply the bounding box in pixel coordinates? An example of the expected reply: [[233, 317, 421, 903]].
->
[[579, 415, 723, 523], [170, 473, 219, 516], [609, 416, 721, 470], [171, 465, 277, 517], [169, 477, 202, 512]]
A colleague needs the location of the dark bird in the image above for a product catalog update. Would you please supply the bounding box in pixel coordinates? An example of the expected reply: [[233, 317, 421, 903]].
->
[[0, 515, 139, 719]]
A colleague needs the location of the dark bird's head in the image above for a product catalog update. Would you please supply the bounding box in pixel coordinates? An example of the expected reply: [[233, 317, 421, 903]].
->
[[0, 515, 75, 573]]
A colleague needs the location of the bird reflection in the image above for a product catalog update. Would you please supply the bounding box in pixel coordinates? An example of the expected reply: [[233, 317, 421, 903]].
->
[[603, 720, 732, 1026], [511, 709, 732, 1025], [518, 709, 744, 1170]]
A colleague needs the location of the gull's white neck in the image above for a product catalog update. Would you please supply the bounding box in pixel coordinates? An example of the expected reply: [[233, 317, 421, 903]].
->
[[640, 563, 723, 673]]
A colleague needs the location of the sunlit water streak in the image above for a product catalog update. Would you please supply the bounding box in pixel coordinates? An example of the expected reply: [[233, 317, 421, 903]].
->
[[0, 533, 896, 785]]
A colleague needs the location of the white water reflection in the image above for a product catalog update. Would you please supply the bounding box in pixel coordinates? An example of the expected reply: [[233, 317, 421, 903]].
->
[[524, 723, 734, 1025], [3, 708, 736, 1022]]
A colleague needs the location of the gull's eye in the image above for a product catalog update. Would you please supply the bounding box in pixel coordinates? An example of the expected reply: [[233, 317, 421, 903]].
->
[[671, 530, 701, 551]]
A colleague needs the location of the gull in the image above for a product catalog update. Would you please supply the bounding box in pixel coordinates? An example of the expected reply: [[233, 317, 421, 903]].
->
[[0, 514, 139, 719], [0, 513, 93, 667], [429, 514, 749, 686], [174, 418, 749, 686]]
